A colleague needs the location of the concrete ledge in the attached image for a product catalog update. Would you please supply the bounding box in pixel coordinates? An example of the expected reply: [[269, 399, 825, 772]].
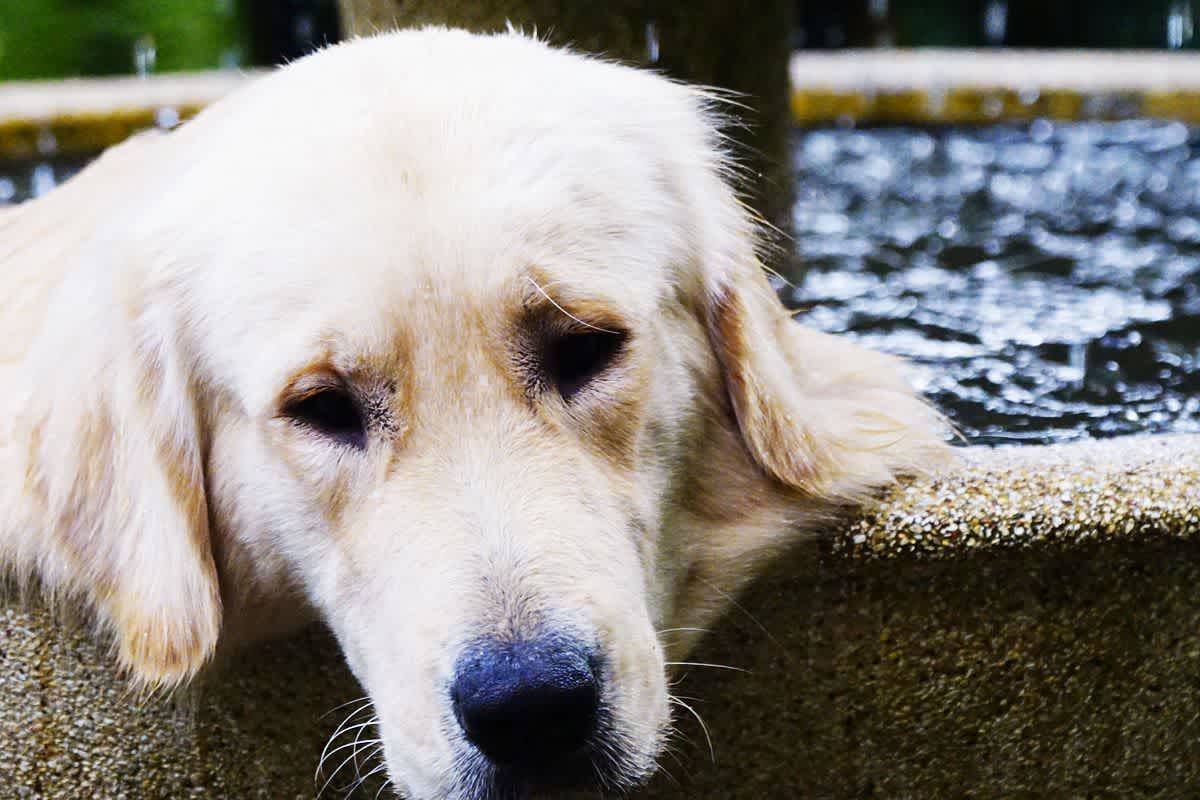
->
[[790, 49, 1200, 123], [661, 535, 1200, 797], [839, 434, 1200, 560], [0, 608, 360, 799], [653, 434, 1200, 797], [1, 434, 1196, 797], [0, 72, 257, 159], [791, 49, 1200, 94]]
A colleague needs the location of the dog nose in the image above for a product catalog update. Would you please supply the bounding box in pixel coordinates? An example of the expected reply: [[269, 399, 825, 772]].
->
[[451, 636, 600, 768]]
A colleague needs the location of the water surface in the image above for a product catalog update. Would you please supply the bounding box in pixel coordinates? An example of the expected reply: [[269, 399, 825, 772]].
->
[[790, 120, 1200, 444]]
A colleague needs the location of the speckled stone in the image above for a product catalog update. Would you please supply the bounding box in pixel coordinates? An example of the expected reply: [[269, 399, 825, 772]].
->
[[640, 434, 1200, 799], [0, 609, 368, 799], [0, 434, 1197, 798], [838, 433, 1200, 559]]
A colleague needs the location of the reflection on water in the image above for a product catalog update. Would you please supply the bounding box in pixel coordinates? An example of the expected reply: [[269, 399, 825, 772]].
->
[[0, 157, 86, 204], [3, 121, 1197, 447], [790, 120, 1200, 444]]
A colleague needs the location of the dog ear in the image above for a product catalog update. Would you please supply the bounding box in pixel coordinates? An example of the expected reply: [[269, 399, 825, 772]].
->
[[701, 233, 948, 503], [663, 216, 949, 648], [11, 177, 221, 690]]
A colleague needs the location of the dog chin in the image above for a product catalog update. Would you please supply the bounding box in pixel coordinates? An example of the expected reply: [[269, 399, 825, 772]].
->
[[380, 719, 661, 800], [393, 769, 655, 800], [441, 730, 660, 800], [444, 768, 656, 800]]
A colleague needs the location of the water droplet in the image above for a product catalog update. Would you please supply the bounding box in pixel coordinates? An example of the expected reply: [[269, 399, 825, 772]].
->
[[983, 0, 1009, 44], [133, 35, 156, 78], [155, 107, 181, 129], [31, 164, 56, 198], [1029, 118, 1054, 143], [1167, 0, 1194, 49], [1067, 343, 1087, 390], [645, 21, 660, 64]]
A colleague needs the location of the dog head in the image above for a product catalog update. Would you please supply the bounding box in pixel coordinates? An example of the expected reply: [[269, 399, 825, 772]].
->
[[7, 28, 947, 799]]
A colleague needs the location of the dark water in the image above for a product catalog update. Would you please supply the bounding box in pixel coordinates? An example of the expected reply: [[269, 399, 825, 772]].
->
[[3, 121, 1198, 445], [789, 120, 1200, 444]]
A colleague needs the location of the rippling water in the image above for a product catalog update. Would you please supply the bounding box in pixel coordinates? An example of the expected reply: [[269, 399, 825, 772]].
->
[[3, 121, 1197, 445], [790, 120, 1200, 444]]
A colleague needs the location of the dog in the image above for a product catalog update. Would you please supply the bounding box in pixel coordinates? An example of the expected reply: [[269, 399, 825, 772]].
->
[[0, 27, 947, 799]]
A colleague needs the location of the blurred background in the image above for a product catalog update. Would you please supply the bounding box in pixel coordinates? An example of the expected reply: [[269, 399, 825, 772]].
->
[[1, 1, 1198, 81], [0, 1, 340, 80], [1, 1, 1198, 447], [796, 0, 1198, 49]]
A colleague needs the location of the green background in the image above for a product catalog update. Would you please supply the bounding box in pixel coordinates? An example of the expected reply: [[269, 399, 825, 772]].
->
[[0, 0, 246, 80]]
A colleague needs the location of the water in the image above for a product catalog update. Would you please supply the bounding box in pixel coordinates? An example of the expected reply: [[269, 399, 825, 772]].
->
[[0, 157, 88, 204], [3, 121, 1197, 446], [789, 120, 1200, 444]]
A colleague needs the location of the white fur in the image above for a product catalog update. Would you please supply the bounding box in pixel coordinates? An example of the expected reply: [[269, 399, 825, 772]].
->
[[0, 28, 948, 799]]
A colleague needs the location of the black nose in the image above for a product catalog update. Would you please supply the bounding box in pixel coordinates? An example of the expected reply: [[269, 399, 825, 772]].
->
[[451, 636, 600, 768]]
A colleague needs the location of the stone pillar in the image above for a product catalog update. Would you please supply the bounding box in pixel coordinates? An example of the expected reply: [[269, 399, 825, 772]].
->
[[337, 1, 796, 270]]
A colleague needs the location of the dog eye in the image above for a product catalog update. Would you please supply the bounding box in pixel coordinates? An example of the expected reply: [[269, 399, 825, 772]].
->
[[283, 387, 367, 448], [545, 328, 627, 400]]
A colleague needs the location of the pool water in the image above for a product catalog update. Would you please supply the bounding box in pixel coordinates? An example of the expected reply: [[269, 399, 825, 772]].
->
[[3, 121, 1197, 446], [790, 120, 1200, 444]]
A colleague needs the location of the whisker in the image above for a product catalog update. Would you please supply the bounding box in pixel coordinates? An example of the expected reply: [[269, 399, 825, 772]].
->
[[320, 696, 373, 720], [318, 737, 383, 772], [669, 695, 715, 765], [351, 715, 381, 781], [662, 740, 690, 776], [344, 756, 388, 800], [696, 576, 789, 657], [372, 775, 394, 800], [318, 748, 367, 799], [656, 627, 710, 636], [663, 715, 696, 751], [372, 774, 395, 800], [318, 736, 382, 799], [664, 661, 749, 674], [317, 708, 377, 782], [586, 755, 609, 795], [661, 762, 684, 789], [526, 276, 618, 333], [317, 720, 382, 770]]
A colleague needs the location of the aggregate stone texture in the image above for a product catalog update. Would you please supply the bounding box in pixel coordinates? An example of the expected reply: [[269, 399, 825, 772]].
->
[[0, 434, 1196, 798], [839, 433, 1200, 560]]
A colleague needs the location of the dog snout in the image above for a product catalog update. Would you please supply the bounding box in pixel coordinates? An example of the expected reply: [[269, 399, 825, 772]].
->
[[451, 635, 600, 769]]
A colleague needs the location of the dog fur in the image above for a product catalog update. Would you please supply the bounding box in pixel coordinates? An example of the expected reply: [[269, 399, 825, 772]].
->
[[0, 28, 947, 799]]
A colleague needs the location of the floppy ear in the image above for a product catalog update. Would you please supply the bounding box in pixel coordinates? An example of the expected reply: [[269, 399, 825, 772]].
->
[[9, 173, 221, 690], [662, 219, 949, 650], [20, 288, 221, 690], [703, 245, 948, 503]]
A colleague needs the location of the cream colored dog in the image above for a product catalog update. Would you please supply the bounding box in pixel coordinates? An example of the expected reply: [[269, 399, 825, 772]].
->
[[0, 27, 946, 799]]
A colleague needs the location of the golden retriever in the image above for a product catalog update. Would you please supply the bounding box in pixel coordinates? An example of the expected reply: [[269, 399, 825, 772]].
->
[[0, 27, 947, 799]]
